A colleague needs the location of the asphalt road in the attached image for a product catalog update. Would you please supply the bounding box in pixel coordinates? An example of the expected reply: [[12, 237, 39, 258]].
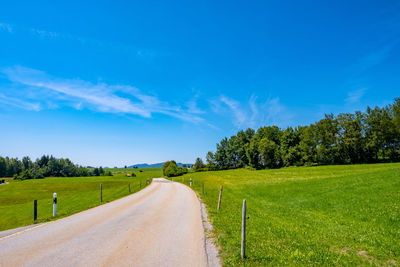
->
[[0, 178, 210, 267]]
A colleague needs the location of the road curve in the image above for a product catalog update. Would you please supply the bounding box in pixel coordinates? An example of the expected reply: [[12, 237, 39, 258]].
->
[[0, 178, 209, 267]]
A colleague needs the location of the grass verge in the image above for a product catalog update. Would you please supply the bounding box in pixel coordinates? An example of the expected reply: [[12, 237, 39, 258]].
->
[[0, 168, 161, 231], [174, 163, 400, 266]]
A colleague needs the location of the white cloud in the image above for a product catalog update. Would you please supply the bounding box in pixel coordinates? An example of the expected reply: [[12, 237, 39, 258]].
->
[[345, 88, 366, 104], [1, 66, 204, 123]]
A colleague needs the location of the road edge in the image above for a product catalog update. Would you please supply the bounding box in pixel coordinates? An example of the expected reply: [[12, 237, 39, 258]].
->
[[198, 196, 222, 267]]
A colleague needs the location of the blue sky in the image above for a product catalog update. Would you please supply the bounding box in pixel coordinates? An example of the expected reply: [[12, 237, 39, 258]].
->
[[0, 0, 399, 167]]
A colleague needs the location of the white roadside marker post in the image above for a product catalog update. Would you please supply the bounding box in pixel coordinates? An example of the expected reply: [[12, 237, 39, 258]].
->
[[190, 178, 192, 187], [241, 199, 246, 259], [53, 193, 57, 217]]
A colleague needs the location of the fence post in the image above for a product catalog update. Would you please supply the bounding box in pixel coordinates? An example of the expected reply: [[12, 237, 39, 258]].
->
[[129, 183, 131, 193], [100, 184, 103, 202], [217, 186, 223, 211], [33, 200, 37, 221], [53, 193, 57, 217], [202, 182, 204, 194], [241, 199, 246, 259]]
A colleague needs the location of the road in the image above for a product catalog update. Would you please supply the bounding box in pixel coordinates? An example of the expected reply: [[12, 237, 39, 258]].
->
[[0, 178, 211, 267]]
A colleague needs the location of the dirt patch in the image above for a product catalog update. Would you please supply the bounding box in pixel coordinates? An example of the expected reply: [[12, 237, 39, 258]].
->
[[387, 259, 397, 266], [341, 247, 352, 253]]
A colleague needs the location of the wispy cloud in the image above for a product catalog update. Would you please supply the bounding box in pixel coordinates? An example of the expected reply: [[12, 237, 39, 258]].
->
[[0, 22, 159, 61], [345, 88, 366, 104], [216, 94, 293, 129], [30, 28, 61, 38], [0, 23, 12, 33], [186, 93, 205, 115], [0, 93, 41, 111], [220, 95, 247, 127], [0, 66, 203, 123], [351, 42, 399, 75]]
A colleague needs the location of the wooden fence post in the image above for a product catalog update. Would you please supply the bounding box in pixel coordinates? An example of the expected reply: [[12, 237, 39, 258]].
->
[[241, 199, 247, 259], [100, 184, 103, 202], [33, 200, 37, 221], [217, 186, 223, 211]]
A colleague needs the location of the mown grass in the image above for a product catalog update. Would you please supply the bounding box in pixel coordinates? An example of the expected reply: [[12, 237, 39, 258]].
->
[[0, 168, 161, 231], [176, 163, 400, 266]]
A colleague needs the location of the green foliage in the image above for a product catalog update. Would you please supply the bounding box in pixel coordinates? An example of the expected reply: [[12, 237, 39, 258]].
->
[[193, 157, 205, 170], [0, 155, 103, 179], [207, 98, 400, 170], [162, 161, 188, 177], [178, 163, 400, 266]]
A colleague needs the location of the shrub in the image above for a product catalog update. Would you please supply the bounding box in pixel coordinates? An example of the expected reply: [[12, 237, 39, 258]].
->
[[163, 161, 188, 177]]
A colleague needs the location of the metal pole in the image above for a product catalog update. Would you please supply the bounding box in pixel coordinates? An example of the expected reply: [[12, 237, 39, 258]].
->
[[217, 186, 223, 211], [33, 200, 37, 221], [53, 193, 57, 217], [241, 199, 246, 259]]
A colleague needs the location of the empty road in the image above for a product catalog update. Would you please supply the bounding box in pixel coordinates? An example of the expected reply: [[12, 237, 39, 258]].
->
[[0, 178, 211, 267]]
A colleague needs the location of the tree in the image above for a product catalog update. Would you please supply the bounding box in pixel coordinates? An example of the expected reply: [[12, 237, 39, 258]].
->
[[22, 156, 33, 170], [0, 157, 6, 177], [336, 112, 365, 163], [162, 161, 187, 177], [193, 157, 205, 170], [214, 138, 229, 169], [206, 151, 217, 170], [258, 138, 281, 168], [280, 127, 301, 166], [299, 125, 317, 165], [315, 114, 340, 164], [93, 168, 100, 176], [245, 135, 261, 169]]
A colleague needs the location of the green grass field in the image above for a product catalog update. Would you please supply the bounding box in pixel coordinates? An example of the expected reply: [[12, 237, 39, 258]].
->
[[0, 168, 161, 231], [176, 163, 400, 266]]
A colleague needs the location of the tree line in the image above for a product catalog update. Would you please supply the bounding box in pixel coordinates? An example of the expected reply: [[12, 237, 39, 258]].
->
[[204, 98, 400, 170], [0, 155, 112, 180]]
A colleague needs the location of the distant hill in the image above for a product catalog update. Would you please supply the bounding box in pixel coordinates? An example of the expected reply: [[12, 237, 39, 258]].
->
[[128, 162, 193, 168]]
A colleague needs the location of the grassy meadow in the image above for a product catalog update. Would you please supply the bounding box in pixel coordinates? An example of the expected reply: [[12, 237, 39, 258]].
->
[[177, 163, 400, 266], [0, 167, 161, 231]]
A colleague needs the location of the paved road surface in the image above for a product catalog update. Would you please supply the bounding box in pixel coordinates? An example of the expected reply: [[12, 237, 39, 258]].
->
[[0, 178, 209, 267]]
